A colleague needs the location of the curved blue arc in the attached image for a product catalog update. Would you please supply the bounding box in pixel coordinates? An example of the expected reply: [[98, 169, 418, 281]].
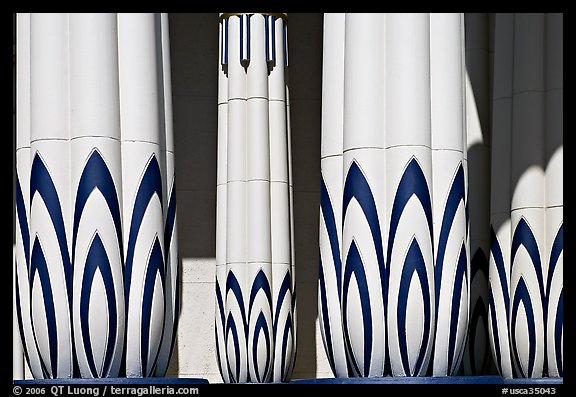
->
[[272, 272, 291, 338], [164, 183, 177, 264], [554, 290, 563, 376], [72, 150, 123, 266], [280, 313, 294, 381], [30, 238, 59, 378], [125, 155, 163, 310], [16, 173, 30, 270], [226, 271, 248, 338], [215, 279, 226, 379], [252, 311, 271, 382], [387, 158, 433, 272], [225, 313, 241, 383], [248, 270, 272, 317], [488, 290, 505, 375], [140, 237, 165, 376], [447, 243, 468, 373], [30, 154, 72, 309], [397, 238, 431, 376], [318, 257, 336, 373], [15, 270, 35, 375], [547, 224, 563, 297], [343, 161, 385, 312], [435, 164, 465, 316], [490, 226, 510, 317], [320, 173, 342, 301], [80, 233, 118, 378], [511, 277, 536, 378], [511, 218, 544, 305], [342, 240, 372, 377]]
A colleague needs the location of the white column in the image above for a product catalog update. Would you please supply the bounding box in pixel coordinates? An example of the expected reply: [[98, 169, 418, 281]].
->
[[509, 13, 546, 379], [68, 13, 125, 378], [318, 12, 348, 378], [429, 13, 468, 376], [385, 13, 434, 377], [15, 12, 44, 380], [118, 13, 166, 378], [341, 12, 387, 378], [544, 12, 563, 379], [217, 12, 294, 383], [488, 12, 514, 379], [29, 13, 74, 379]]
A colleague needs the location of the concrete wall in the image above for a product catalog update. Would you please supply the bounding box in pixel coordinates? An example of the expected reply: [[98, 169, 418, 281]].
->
[[164, 13, 330, 382]]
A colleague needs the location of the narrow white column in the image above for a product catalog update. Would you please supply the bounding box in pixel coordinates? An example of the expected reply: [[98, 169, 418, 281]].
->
[[29, 13, 74, 379], [118, 13, 166, 378], [68, 13, 125, 378], [461, 12, 494, 375], [429, 13, 468, 376], [15, 12, 44, 380], [318, 12, 348, 378], [154, 13, 179, 377], [488, 12, 514, 379], [385, 13, 434, 377], [269, 14, 295, 382], [225, 14, 249, 383], [341, 12, 387, 378], [13, 245, 24, 380], [509, 13, 546, 379], [544, 12, 563, 379], [215, 14, 230, 384]]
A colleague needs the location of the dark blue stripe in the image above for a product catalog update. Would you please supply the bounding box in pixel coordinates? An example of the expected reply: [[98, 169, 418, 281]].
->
[[215, 279, 226, 380], [318, 257, 336, 374], [272, 271, 291, 339], [435, 164, 465, 316], [252, 311, 271, 382], [511, 277, 536, 377], [397, 238, 431, 376], [320, 173, 342, 302], [246, 14, 251, 62], [16, 173, 30, 270], [30, 154, 72, 310], [225, 313, 241, 383], [224, 19, 229, 65], [283, 21, 288, 67], [447, 243, 468, 374], [342, 240, 372, 377], [511, 218, 544, 305], [265, 16, 270, 61], [125, 155, 163, 310], [80, 233, 118, 378], [554, 290, 563, 376], [15, 269, 34, 375], [248, 269, 272, 317], [30, 237, 59, 378], [343, 161, 385, 317], [140, 237, 165, 376], [280, 313, 294, 381], [490, 226, 510, 317], [72, 150, 123, 269], [270, 15, 276, 63], [226, 271, 248, 338], [547, 224, 563, 297]]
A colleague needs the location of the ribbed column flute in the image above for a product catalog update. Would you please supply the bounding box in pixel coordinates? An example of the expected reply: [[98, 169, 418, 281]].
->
[[215, 14, 230, 383], [385, 13, 434, 377], [15, 12, 45, 379], [341, 13, 387, 378], [118, 13, 166, 378], [318, 12, 348, 378], [429, 13, 469, 376], [544, 13, 563, 378], [216, 13, 295, 383], [29, 13, 74, 378], [154, 13, 179, 377], [488, 13, 514, 379], [461, 12, 494, 375], [269, 14, 296, 382], [69, 13, 125, 378]]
